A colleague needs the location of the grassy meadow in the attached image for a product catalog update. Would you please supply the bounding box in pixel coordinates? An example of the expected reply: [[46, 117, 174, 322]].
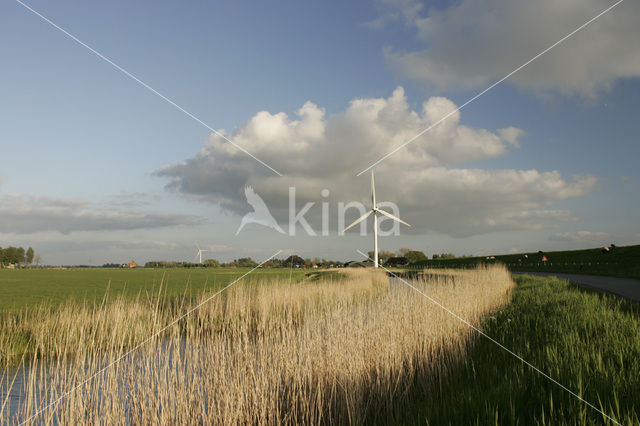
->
[[401, 274, 640, 425], [0, 267, 307, 312]]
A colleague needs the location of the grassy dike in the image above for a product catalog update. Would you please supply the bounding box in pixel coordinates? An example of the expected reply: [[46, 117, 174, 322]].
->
[[398, 274, 640, 425], [412, 244, 640, 279]]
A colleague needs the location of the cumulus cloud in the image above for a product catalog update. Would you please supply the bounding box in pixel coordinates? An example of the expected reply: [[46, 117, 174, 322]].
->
[[498, 127, 524, 147], [379, 0, 640, 98], [155, 88, 595, 237], [0, 195, 204, 234]]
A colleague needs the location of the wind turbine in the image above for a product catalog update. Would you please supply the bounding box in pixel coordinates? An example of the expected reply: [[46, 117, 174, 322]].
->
[[195, 245, 209, 264], [343, 170, 411, 268]]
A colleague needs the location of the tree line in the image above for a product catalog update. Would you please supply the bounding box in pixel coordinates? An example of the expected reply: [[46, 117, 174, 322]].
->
[[0, 246, 37, 267], [365, 249, 471, 264], [145, 256, 344, 269], [145, 250, 467, 269], [367, 249, 429, 264]]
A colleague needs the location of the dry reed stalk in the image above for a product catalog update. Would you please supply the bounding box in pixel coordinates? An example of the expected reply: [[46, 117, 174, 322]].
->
[[2, 266, 513, 425]]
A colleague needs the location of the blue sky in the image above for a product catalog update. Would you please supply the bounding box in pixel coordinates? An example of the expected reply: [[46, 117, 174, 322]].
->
[[1, 0, 639, 265]]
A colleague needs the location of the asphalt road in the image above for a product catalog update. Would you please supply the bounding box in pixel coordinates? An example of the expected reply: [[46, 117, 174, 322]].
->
[[512, 272, 640, 302]]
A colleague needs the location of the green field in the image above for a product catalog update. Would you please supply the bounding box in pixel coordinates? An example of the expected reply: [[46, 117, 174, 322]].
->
[[396, 274, 640, 425], [412, 244, 640, 279], [0, 267, 306, 312]]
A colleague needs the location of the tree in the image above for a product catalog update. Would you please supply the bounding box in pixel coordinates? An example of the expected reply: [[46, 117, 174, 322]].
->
[[16, 247, 25, 267], [204, 259, 220, 267], [397, 248, 412, 257], [405, 250, 428, 264], [438, 253, 456, 259], [26, 247, 35, 265], [284, 255, 305, 267], [367, 250, 397, 263], [5, 247, 18, 265], [237, 257, 257, 268], [380, 250, 394, 262]]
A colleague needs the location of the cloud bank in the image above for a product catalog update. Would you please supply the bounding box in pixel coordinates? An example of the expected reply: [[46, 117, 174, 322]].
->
[[155, 87, 595, 237], [377, 0, 640, 98], [0, 195, 205, 234], [549, 231, 612, 244]]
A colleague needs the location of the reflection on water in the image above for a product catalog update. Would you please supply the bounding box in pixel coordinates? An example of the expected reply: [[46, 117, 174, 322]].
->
[[1, 365, 32, 424], [0, 338, 190, 425]]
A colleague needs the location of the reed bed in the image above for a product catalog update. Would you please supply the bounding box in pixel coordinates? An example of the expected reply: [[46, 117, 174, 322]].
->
[[1, 266, 513, 425]]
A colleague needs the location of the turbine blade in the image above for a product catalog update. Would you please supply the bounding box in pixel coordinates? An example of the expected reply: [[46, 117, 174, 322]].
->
[[377, 209, 411, 227], [371, 170, 376, 208], [343, 210, 373, 232]]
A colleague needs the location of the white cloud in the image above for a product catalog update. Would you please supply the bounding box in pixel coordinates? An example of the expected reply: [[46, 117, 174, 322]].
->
[[0, 195, 205, 234], [365, 0, 425, 29], [155, 88, 595, 238], [380, 0, 640, 98], [498, 127, 524, 147]]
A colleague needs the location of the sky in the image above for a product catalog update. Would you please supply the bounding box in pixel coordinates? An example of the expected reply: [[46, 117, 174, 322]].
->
[[1, 0, 639, 265]]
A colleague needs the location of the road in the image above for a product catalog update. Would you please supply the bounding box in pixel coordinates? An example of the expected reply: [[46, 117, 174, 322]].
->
[[512, 272, 640, 303]]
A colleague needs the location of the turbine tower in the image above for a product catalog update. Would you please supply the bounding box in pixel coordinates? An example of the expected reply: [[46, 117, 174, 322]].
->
[[343, 170, 411, 268], [195, 245, 209, 264]]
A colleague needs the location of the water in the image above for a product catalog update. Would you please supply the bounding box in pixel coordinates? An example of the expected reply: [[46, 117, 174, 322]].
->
[[1, 366, 25, 423], [1, 363, 52, 425], [0, 338, 192, 425]]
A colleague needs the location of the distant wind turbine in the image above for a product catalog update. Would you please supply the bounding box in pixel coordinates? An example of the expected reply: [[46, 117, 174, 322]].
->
[[195, 245, 209, 264], [343, 170, 411, 268]]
